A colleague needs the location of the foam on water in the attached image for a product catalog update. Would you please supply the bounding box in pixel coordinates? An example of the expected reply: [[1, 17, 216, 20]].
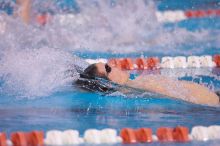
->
[[44, 0, 220, 54], [0, 0, 219, 98], [0, 46, 88, 98], [0, 16, 88, 98]]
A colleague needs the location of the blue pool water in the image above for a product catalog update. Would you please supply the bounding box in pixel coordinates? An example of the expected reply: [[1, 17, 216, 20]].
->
[[0, 0, 220, 146]]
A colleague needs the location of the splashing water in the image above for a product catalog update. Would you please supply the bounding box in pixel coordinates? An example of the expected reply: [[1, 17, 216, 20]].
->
[[0, 16, 88, 98], [36, 0, 220, 53], [0, 47, 88, 98], [0, 0, 219, 98]]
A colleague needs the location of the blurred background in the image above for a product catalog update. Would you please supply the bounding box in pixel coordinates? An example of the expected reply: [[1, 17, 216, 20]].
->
[[0, 0, 219, 58]]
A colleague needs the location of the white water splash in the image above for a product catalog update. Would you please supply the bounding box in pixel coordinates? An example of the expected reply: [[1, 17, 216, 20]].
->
[[0, 47, 87, 98], [39, 0, 220, 53], [1, 0, 219, 53]]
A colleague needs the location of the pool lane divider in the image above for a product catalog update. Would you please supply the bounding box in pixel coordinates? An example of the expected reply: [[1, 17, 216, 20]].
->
[[0, 133, 6, 146], [10, 131, 44, 146], [0, 9, 219, 29], [33, 9, 220, 25], [85, 55, 220, 70], [2, 125, 220, 145], [156, 127, 189, 142], [136, 128, 153, 143], [214, 55, 220, 67], [156, 9, 220, 22]]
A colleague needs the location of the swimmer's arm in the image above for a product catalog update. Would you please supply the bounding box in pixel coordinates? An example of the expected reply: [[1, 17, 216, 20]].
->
[[16, 0, 31, 23], [126, 75, 219, 105], [179, 80, 219, 105]]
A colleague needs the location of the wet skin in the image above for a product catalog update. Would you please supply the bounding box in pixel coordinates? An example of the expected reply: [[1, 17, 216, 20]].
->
[[16, 0, 31, 23], [95, 63, 219, 106]]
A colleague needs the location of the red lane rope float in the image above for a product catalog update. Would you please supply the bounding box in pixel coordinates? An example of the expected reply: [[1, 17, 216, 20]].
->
[[0, 133, 6, 146], [120, 58, 134, 70], [214, 55, 220, 67], [135, 128, 152, 143], [11, 131, 44, 146], [156, 126, 189, 142], [26, 131, 44, 146], [156, 127, 174, 142], [173, 126, 189, 142], [207, 10, 219, 15], [185, 10, 206, 18], [120, 128, 137, 144], [108, 58, 134, 70], [108, 57, 160, 70], [146, 57, 160, 69], [185, 9, 220, 18], [108, 58, 122, 69], [108, 58, 117, 67], [120, 128, 153, 144], [11, 132, 27, 146], [135, 58, 146, 70], [114, 59, 123, 69]]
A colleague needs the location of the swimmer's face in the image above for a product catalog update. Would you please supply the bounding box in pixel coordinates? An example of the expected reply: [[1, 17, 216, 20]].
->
[[95, 63, 129, 84]]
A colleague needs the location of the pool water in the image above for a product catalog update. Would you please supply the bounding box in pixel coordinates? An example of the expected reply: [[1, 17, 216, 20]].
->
[[0, 0, 220, 146]]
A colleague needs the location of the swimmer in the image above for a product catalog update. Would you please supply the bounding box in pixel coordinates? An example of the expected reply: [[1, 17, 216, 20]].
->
[[0, 0, 30, 23], [77, 63, 220, 106], [16, 0, 31, 23]]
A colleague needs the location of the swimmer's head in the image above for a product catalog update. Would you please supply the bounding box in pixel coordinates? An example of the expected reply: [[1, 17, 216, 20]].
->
[[81, 63, 129, 84]]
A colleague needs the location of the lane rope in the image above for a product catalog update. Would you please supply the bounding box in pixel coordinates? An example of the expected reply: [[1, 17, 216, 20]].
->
[[85, 55, 220, 70], [156, 9, 220, 22], [3, 125, 220, 145]]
